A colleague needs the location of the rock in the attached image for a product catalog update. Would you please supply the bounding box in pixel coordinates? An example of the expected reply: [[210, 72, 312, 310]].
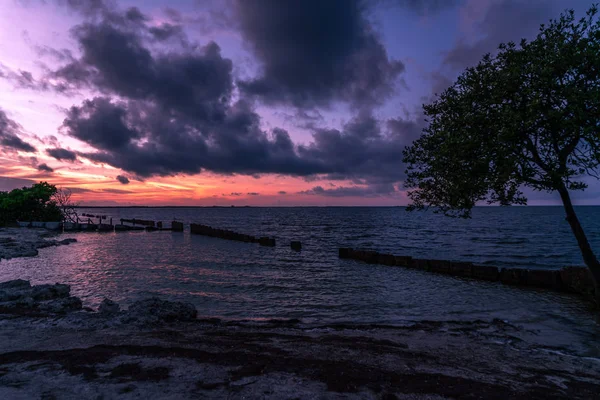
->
[[127, 297, 197, 323], [38, 297, 82, 314], [59, 238, 77, 245], [411, 259, 429, 270], [471, 265, 499, 281], [500, 268, 528, 286], [339, 248, 352, 258], [99, 298, 121, 315], [394, 256, 413, 267], [31, 284, 71, 300], [0, 279, 31, 290], [526, 269, 562, 290], [560, 266, 595, 296], [259, 237, 276, 247], [291, 241, 302, 251], [428, 260, 452, 274], [449, 262, 473, 278], [378, 254, 396, 266]]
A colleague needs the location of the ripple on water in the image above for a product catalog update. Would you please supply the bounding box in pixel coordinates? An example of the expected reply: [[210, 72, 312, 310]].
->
[[0, 207, 598, 354]]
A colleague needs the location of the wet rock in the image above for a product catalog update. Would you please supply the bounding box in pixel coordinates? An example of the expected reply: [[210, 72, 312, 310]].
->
[[500, 268, 528, 286], [428, 260, 451, 274], [31, 284, 71, 300], [259, 237, 276, 247], [126, 297, 197, 323], [471, 265, 499, 282], [411, 259, 429, 270], [378, 254, 396, 266], [449, 262, 473, 278], [59, 238, 77, 245], [339, 248, 352, 259], [99, 298, 121, 315], [394, 256, 412, 267], [526, 269, 562, 291], [0, 280, 83, 314], [0, 279, 31, 290], [560, 266, 595, 296], [38, 296, 82, 314], [291, 241, 302, 251]]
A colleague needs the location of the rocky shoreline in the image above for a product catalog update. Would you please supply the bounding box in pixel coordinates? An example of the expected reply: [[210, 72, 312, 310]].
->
[[0, 228, 77, 261], [0, 278, 598, 399], [1, 228, 599, 398]]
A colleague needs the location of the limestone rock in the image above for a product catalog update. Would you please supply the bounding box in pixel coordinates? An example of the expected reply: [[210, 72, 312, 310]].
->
[[99, 298, 121, 315], [126, 297, 197, 323]]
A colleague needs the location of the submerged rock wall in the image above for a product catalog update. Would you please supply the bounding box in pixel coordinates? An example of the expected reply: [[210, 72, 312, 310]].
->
[[339, 247, 595, 299], [190, 223, 276, 246]]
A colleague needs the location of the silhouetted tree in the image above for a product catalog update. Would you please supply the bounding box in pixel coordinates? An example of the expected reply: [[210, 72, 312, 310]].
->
[[54, 188, 79, 223], [0, 182, 62, 225], [403, 6, 600, 303]]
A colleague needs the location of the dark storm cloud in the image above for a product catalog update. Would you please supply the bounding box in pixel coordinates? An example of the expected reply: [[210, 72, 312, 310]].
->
[[46, 147, 78, 161], [22, 2, 421, 196], [234, 0, 404, 109], [36, 163, 54, 172], [63, 97, 327, 177], [116, 175, 129, 184], [299, 183, 396, 197], [296, 112, 422, 184], [443, 0, 560, 70], [383, 0, 460, 14], [53, 22, 232, 121], [0, 109, 37, 153]]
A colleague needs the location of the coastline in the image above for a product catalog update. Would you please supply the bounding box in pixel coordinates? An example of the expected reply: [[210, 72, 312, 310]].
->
[[0, 227, 77, 261], [1, 229, 599, 398], [0, 279, 599, 399]]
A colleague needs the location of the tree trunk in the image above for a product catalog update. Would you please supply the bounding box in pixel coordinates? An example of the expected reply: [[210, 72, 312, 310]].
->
[[557, 185, 600, 306]]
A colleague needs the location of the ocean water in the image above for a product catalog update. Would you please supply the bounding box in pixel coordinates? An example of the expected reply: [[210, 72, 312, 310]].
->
[[1, 206, 599, 352]]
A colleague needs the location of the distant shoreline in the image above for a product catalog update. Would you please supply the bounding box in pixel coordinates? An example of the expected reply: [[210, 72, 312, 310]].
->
[[74, 205, 590, 209]]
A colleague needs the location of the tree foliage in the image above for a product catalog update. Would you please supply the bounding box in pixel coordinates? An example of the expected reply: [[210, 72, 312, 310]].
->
[[404, 5, 600, 217], [0, 182, 63, 225]]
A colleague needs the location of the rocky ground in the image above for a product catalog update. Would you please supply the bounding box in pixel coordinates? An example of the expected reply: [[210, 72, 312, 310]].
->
[[1, 229, 599, 399], [0, 228, 77, 261], [0, 279, 598, 399]]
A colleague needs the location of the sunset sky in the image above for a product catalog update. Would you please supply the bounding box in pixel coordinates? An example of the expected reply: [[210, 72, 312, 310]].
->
[[0, 0, 597, 206]]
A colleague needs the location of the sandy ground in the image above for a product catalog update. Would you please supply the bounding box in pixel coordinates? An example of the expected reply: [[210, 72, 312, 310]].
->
[[1, 228, 599, 399]]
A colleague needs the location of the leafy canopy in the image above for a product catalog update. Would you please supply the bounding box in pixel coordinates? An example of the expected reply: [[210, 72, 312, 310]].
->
[[0, 182, 63, 225], [403, 5, 600, 217]]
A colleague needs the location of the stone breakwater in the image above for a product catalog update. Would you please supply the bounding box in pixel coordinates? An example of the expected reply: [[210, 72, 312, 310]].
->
[[190, 223, 276, 247], [339, 248, 596, 299]]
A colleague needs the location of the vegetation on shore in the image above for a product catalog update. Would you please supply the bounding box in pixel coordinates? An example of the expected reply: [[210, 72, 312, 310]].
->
[[404, 6, 600, 304], [0, 182, 77, 226]]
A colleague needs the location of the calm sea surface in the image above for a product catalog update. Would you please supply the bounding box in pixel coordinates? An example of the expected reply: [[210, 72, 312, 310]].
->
[[1, 206, 599, 353]]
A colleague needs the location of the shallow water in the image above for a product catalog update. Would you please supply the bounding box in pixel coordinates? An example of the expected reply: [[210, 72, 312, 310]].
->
[[1, 206, 599, 353]]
